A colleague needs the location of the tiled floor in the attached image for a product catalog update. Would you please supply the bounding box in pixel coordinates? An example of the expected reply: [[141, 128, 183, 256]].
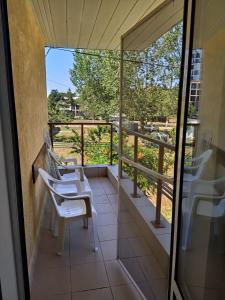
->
[[31, 177, 168, 300]]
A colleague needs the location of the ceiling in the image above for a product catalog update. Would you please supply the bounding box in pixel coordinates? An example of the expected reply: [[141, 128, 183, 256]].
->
[[30, 0, 183, 50]]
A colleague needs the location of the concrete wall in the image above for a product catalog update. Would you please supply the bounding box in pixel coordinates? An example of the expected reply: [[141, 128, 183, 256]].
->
[[7, 0, 48, 275]]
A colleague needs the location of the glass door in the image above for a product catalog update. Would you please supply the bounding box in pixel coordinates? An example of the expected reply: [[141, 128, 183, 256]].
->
[[171, 0, 225, 299]]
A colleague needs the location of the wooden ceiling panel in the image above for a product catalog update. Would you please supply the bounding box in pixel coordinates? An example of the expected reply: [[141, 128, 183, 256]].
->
[[78, 0, 102, 48], [87, 0, 120, 49], [96, 0, 137, 49], [48, 0, 67, 47], [106, 0, 156, 49], [67, 0, 85, 48], [123, 0, 183, 50], [30, 0, 183, 50]]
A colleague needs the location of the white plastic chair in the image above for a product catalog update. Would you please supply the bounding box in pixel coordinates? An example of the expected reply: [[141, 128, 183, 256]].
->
[[183, 149, 213, 182], [44, 128, 77, 166], [182, 149, 213, 197], [47, 149, 86, 181], [38, 168, 98, 255], [182, 176, 225, 250]]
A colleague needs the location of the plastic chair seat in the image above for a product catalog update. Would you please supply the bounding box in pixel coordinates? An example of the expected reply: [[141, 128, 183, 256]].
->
[[53, 182, 78, 195], [58, 200, 86, 218]]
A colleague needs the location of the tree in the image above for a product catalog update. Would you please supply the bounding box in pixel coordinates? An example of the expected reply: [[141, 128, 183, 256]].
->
[[48, 89, 78, 122], [122, 23, 182, 128], [69, 23, 182, 124], [70, 50, 119, 121]]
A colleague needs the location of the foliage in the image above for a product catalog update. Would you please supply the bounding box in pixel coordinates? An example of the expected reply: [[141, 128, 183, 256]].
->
[[48, 89, 78, 122], [69, 23, 182, 124], [122, 23, 182, 128], [87, 126, 110, 143], [70, 50, 119, 121]]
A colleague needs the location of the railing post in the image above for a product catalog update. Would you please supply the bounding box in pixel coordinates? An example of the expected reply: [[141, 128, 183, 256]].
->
[[49, 123, 54, 148], [152, 145, 165, 228], [81, 124, 84, 166], [131, 135, 140, 198], [110, 124, 113, 165]]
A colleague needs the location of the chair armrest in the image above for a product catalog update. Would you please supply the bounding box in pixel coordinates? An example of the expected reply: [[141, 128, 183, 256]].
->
[[58, 179, 83, 185], [59, 164, 83, 171], [61, 158, 77, 165], [62, 193, 91, 200], [184, 165, 198, 172]]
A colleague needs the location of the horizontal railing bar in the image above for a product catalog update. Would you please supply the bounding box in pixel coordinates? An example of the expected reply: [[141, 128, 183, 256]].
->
[[48, 122, 112, 126], [121, 156, 173, 184], [151, 182, 173, 201], [48, 122, 175, 151], [122, 127, 175, 151]]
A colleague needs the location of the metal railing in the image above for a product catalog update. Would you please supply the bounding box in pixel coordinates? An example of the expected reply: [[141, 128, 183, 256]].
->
[[120, 126, 175, 228], [48, 122, 115, 166], [49, 122, 175, 227]]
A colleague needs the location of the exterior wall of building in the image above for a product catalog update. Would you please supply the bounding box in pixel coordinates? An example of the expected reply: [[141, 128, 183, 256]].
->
[[7, 0, 48, 275]]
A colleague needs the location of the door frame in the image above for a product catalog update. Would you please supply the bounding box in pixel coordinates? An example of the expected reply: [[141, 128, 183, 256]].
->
[[169, 0, 196, 298], [0, 0, 30, 299]]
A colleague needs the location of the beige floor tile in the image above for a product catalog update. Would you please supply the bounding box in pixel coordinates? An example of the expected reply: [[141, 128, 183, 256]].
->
[[98, 225, 117, 241], [71, 262, 109, 292], [108, 194, 118, 204], [121, 258, 146, 283], [111, 284, 143, 300], [138, 282, 156, 300], [31, 267, 71, 297], [70, 244, 103, 265], [31, 294, 71, 300], [72, 288, 113, 300], [39, 229, 69, 253], [98, 213, 117, 226], [129, 237, 153, 257], [105, 260, 130, 286], [95, 203, 114, 214], [118, 223, 140, 239], [118, 238, 135, 258], [118, 212, 134, 224], [138, 256, 166, 280], [104, 187, 117, 195], [150, 279, 168, 300], [92, 188, 106, 196], [93, 194, 110, 204], [35, 250, 70, 269], [101, 240, 118, 261]]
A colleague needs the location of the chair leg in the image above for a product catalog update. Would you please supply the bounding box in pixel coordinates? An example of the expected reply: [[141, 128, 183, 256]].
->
[[53, 215, 59, 237], [90, 212, 98, 252], [83, 217, 88, 229], [50, 205, 56, 233], [57, 218, 65, 255]]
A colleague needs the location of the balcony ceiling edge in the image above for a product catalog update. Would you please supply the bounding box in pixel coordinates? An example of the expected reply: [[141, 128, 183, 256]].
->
[[30, 0, 183, 51]]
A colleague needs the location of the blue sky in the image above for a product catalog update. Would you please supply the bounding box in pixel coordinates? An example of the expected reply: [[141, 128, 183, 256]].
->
[[45, 48, 75, 95]]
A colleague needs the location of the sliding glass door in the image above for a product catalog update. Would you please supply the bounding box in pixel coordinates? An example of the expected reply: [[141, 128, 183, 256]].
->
[[171, 0, 225, 299]]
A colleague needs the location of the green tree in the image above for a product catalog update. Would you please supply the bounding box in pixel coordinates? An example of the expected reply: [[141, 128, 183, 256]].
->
[[48, 89, 78, 122], [70, 50, 119, 121]]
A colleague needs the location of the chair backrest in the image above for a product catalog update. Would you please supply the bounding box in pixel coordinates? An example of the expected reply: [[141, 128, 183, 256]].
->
[[195, 149, 213, 178], [38, 168, 62, 211], [44, 128, 52, 150], [48, 149, 64, 166], [46, 150, 61, 179]]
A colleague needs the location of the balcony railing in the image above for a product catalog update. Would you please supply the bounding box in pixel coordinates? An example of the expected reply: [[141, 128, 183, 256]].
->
[[48, 122, 175, 227], [49, 122, 115, 166]]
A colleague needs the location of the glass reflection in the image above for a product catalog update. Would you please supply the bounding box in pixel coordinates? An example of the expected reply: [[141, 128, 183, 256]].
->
[[176, 0, 225, 299]]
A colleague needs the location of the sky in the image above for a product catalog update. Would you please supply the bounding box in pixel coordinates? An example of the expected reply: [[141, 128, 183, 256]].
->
[[45, 48, 75, 95]]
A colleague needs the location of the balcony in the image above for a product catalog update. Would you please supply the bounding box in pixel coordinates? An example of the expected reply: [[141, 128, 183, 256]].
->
[[31, 122, 173, 299]]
